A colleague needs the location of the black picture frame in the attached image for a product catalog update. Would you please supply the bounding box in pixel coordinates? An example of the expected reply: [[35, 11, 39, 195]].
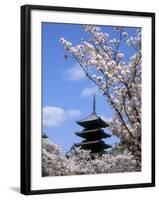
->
[[21, 4, 155, 195]]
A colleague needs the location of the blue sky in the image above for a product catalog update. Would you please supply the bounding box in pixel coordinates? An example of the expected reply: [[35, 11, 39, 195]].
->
[[42, 22, 139, 152]]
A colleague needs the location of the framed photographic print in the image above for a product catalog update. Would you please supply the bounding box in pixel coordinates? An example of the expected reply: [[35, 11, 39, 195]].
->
[[21, 4, 155, 195]]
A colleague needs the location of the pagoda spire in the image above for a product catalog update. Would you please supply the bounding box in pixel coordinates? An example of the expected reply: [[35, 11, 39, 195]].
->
[[93, 93, 96, 113]]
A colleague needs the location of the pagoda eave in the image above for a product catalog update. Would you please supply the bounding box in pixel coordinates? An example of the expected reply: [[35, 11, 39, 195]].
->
[[75, 140, 111, 149], [75, 129, 111, 140], [76, 119, 109, 129], [76, 112, 109, 129]]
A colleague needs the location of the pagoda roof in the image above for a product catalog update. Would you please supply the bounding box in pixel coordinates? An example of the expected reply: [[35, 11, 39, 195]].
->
[[42, 134, 48, 139], [75, 128, 111, 140], [75, 140, 111, 150], [76, 112, 109, 129]]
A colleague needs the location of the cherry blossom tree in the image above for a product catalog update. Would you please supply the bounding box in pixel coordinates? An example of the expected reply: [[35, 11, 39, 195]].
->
[[42, 138, 140, 176], [60, 25, 141, 165]]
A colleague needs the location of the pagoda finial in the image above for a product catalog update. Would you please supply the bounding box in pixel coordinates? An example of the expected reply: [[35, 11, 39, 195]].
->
[[93, 93, 96, 113]]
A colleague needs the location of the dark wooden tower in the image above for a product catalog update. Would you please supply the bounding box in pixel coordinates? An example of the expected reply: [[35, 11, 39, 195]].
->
[[74, 94, 111, 153]]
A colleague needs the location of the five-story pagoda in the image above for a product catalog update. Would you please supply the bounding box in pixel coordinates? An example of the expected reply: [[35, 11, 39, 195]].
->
[[74, 94, 111, 153]]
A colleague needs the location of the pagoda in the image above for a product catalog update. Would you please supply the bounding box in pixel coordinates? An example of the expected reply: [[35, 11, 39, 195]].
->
[[74, 94, 111, 153], [42, 133, 48, 139]]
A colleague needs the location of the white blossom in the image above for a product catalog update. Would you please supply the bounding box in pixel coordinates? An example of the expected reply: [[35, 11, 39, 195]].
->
[[122, 31, 128, 37], [97, 76, 103, 82], [116, 52, 124, 59], [109, 38, 119, 45]]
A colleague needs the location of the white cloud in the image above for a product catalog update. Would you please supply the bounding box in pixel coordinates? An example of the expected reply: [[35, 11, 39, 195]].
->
[[66, 109, 81, 118], [43, 106, 81, 127], [81, 87, 98, 97], [43, 106, 65, 127], [65, 64, 85, 81]]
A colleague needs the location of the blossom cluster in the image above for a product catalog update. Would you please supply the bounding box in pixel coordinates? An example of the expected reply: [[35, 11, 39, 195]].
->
[[42, 138, 140, 177]]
